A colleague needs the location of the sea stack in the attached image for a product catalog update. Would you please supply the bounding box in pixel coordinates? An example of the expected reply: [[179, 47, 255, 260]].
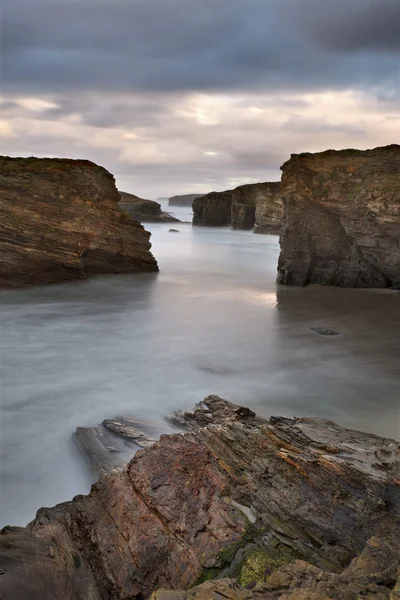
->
[[0, 157, 158, 288], [277, 145, 400, 288]]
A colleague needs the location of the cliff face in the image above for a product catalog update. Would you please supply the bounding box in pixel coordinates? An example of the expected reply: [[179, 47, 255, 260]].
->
[[193, 183, 282, 232], [278, 145, 400, 288], [192, 190, 233, 226], [168, 193, 203, 207], [2, 397, 399, 600], [0, 157, 158, 288], [231, 182, 282, 232], [118, 191, 180, 223]]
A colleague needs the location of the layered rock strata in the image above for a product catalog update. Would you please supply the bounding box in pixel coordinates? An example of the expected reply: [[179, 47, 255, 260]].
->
[[277, 145, 400, 287], [192, 183, 282, 232], [193, 190, 233, 226], [119, 191, 180, 223], [1, 396, 399, 600], [0, 157, 158, 288]]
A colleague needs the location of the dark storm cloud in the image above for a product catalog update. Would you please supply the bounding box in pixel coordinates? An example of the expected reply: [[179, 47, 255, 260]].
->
[[287, 0, 400, 53], [1, 0, 399, 94]]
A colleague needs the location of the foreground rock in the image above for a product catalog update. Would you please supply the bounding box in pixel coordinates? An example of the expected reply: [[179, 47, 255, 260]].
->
[[193, 183, 282, 232], [1, 396, 399, 600], [278, 144, 400, 288], [168, 193, 204, 207], [0, 157, 158, 288], [119, 191, 180, 223]]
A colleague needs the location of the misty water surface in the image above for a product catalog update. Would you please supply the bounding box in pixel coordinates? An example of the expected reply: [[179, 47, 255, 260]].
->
[[1, 203, 399, 525]]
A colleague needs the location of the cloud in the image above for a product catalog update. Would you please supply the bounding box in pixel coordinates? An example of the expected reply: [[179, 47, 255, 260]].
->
[[1, 0, 399, 94], [0, 0, 399, 197]]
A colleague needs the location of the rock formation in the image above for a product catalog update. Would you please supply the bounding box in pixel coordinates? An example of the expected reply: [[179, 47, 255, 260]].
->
[[168, 193, 203, 207], [232, 183, 282, 233], [119, 191, 180, 223], [1, 396, 399, 600], [193, 190, 233, 226], [277, 145, 400, 288], [0, 157, 158, 288], [192, 183, 282, 232]]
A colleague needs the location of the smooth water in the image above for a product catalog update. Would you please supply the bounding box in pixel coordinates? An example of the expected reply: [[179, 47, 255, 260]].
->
[[1, 204, 399, 525]]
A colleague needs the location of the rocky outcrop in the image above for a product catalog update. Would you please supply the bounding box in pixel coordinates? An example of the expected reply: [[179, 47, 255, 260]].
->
[[1, 396, 399, 600], [277, 145, 400, 288], [193, 190, 233, 226], [232, 183, 282, 232], [168, 193, 203, 207], [193, 183, 282, 232], [0, 157, 158, 288], [119, 191, 180, 223]]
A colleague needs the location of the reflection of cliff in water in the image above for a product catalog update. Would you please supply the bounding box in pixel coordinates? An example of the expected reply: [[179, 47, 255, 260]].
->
[[274, 285, 400, 441]]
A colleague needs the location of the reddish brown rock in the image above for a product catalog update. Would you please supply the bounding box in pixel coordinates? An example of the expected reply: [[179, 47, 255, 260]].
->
[[277, 145, 400, 288], [0, 157, 158, 289], [1, 397, 399, 600]]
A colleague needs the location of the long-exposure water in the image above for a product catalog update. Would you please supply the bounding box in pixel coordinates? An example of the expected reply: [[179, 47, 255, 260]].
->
[[1, 203, 399, 525]]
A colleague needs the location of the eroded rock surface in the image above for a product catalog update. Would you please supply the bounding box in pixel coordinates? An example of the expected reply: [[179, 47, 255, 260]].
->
[[119, 191, 180, 223], [0, 157, 158, 288], [1, 396, 399, 600], [232, 183, 282, 232], [277, 145, 400, 288], [192, 190, 233, 226], [193, 183, 282, 232]]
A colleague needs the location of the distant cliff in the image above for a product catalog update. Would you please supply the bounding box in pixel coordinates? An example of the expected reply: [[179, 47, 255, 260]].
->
[[192, 182, 282, 232], [168, 193, 203, 207], [278, 145, 400, 288], [192, 190, 233, 226], [0, 157, 158, 289], [119, 191, 180, 223]]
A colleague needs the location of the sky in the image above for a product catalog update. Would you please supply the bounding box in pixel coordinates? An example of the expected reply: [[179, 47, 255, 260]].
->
[[1, 0, 399, 199]]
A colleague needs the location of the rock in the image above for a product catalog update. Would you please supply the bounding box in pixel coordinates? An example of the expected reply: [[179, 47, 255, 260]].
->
[[2, 396, 400, 600], [232, 183, 282, 232], [192, 183, 282, 232], [168, 193, 204, 207], [277, 145, 400, 288], [253, 183, 282, 234], [193, 190, 233, 226], [0, 157, 158, 289], [169, 228, 180, 232], [119, 191, 180, 223], [74, 417, 167, 476], [310, 327, 340, 336]]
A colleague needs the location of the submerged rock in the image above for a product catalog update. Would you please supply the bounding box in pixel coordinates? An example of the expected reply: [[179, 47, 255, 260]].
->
[[119, 190, 180, 223], [1, 396, 399, 600], [277, 144, 400, 288], [0, 157, 158, 288]]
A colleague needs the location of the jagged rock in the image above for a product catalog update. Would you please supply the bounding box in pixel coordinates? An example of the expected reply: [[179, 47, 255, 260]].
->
[[193, 190, 233, 226], [277, 145, 400, 288], [74, 417, 166, 476], [192, 183, 282, 232], [0, 157, 158, 288], [1, 396, 399, 600], [168, 193, 204, 207], [119, 191, 180, 223], [232, 183, 282, 232]]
